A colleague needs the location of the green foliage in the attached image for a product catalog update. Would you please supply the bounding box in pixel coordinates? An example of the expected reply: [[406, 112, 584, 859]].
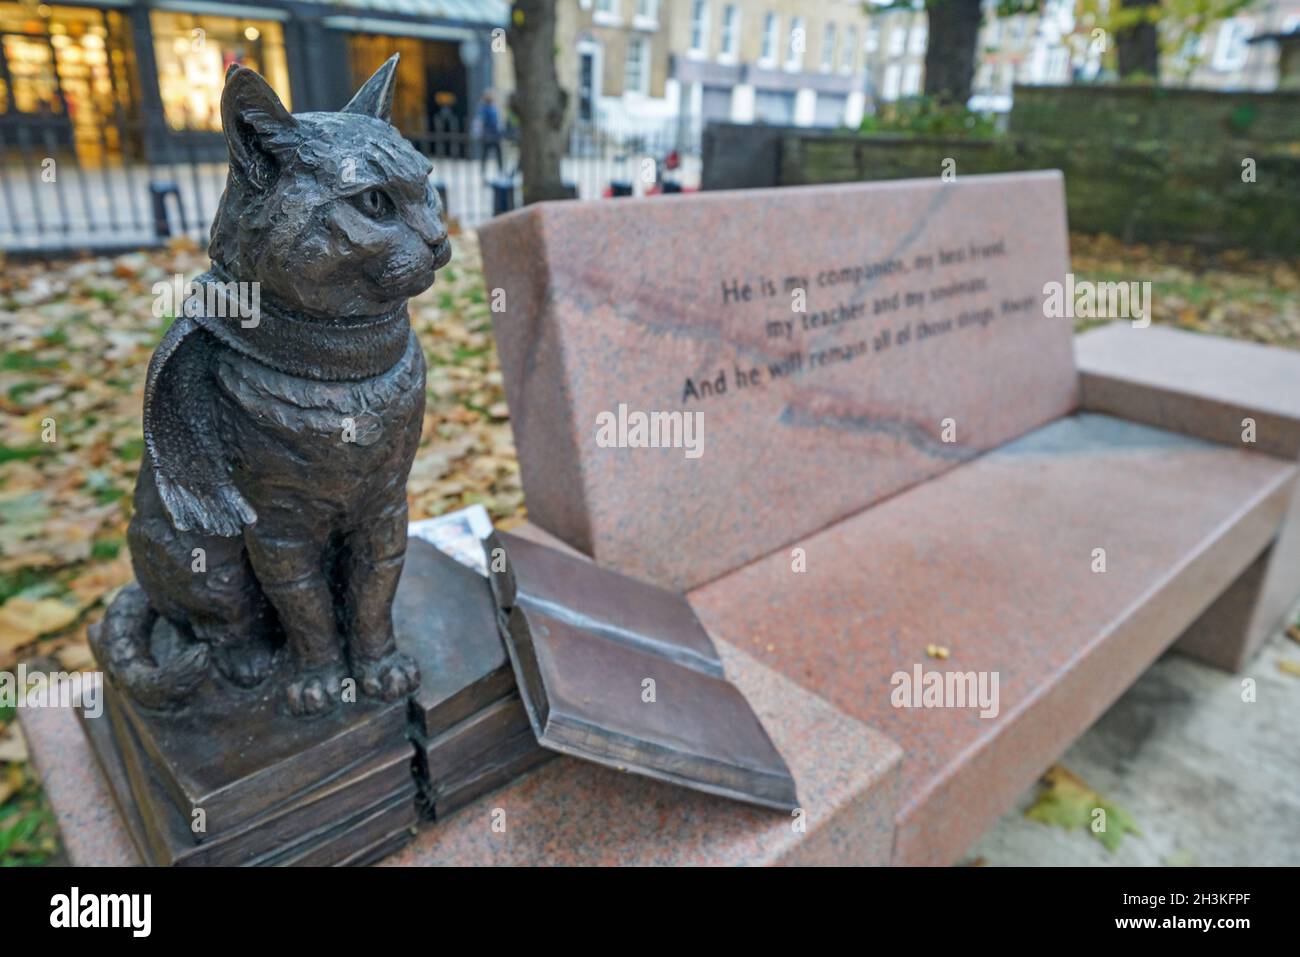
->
[[0, 707, 61, 866], [859, 96, 997, 137]]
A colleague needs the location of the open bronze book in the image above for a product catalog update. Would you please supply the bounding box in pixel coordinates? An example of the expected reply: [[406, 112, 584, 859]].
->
[[485, 531, 798, 812]]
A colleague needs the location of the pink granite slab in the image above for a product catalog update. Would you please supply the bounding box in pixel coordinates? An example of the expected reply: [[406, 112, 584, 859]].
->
[[1076, 322, 1300, 459], [383, 638, 901, 866], [687, 413, 1297, 866], [481, 172, 1078, 590], [1076, 323, 1300, 670], [19, 598, 902, 866], [18, 705, 142, 866]]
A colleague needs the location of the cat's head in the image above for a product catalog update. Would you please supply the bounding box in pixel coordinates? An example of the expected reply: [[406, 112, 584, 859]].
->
[[210, 55, 451, 318]]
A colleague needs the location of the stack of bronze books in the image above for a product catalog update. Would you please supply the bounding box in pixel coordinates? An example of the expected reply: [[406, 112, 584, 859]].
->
[[395, 538, 552, 820], [79, 655, 416, 867], [79, 530, 797, 865]]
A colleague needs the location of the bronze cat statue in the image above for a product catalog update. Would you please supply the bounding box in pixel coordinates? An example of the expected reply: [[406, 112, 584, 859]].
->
[[90, 55, 450, 716]]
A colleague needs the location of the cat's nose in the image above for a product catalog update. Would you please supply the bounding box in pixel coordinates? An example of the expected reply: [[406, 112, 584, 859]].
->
[[415, 213, 447, 250], [428, 233, 451, 268]]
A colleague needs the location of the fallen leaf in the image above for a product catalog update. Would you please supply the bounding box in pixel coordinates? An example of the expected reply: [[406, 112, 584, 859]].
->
[[54, 639, 96, 672], [0, 769, 19, 805], [0, 724, 28, 763], [0, 597, 81, 659], [1025, 764, 1140, 852], [925, 644, 950, 660], [1278, 659, 1300, 678], [66, 553, 133, 609]]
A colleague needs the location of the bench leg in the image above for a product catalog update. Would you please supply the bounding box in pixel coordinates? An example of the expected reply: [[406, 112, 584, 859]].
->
[[1176, 485, 1300, 672]]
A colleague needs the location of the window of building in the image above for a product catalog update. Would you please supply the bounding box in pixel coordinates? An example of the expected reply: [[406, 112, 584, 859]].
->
[[347, 34, 460, 135], [576, 39, 601, 122], [864, 24, 879, 53], [150, 11, 289, 132], [1212, 17, 1254, 71], [595, 0, 621, 25], [0, 3, 140, 162], [821, 23, 836, 72], [1047, 46, 1068, 81], [634, 0, 658, 28], [882, 62, 901, 100], [690, 0, 709, 54], [887, 24, 906, 56], [1175, 32, 1206, 67], [909, 23, 927, 55], [701, 83, 731, 120], [760, 12, 778, 65], [842, 26, 856, 73], [624, 35, 649, 94], [720, 4, 739, 60], [754, 88, 795, 123], [902, 61, 922, 94], [1009, 16, 1026, 46], [786, 16, 805, 70], [814, 91, 847, 126]]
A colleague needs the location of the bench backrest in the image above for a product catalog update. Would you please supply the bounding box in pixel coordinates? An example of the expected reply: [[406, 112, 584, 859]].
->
[[481, 172, 1077, 590]]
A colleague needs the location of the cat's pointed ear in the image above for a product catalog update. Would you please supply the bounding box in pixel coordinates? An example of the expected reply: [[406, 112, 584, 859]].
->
[[221, 64, 297, 189], [343, 54, 399, 123]]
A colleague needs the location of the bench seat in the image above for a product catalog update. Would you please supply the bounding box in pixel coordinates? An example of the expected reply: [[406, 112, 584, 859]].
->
[[690, 412, 1295, 864]]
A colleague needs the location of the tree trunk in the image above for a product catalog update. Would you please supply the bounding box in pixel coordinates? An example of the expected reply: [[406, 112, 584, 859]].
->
[[507, 0, 569, 204], [1115, 0, 1160, 79], [923, 0, 984, 105]]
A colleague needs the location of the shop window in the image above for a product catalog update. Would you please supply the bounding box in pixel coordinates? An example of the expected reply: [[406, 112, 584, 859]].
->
[[0, 3, 140, 162], [150, 11, 289, 131]]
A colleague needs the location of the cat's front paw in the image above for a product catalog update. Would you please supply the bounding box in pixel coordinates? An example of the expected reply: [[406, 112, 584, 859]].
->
[[285, 664, 346, 715], [354, 651, 420, 702], [213, 638, 278, 689]]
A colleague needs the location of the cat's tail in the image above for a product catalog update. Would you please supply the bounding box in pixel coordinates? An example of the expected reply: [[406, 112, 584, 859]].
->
[[89, 583, 210, 710]]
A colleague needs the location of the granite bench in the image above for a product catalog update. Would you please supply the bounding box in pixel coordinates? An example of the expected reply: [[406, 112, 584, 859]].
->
[[21, 173, 1300, 866], [463, 172, 1300, 865]]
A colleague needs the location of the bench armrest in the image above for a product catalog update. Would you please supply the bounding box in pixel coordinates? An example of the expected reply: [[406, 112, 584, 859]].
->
[[1075, 322, 1300, 460]]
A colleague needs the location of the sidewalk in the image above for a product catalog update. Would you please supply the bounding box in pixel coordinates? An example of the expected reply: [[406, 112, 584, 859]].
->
[[969, 614, 1300, 866]]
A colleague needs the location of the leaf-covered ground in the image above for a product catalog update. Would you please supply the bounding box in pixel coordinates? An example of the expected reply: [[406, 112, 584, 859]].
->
[[0, 231, 1297, 865]]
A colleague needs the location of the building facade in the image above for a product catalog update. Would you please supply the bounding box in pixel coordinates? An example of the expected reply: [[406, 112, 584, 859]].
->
[[970, 1, 1082, 113], [1163, 0, 1300, 90], [668, 0, 885, 132], [0, 0, 506, 163], [969, 0, 1300, 110], [492, 0, 933, 136]]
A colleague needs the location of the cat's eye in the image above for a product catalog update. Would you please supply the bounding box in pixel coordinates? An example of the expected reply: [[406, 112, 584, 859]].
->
[[355, 188, 392, 217]]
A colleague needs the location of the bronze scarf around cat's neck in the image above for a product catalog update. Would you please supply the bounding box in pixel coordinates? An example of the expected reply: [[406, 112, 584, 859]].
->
[[188, 268, 412, 381]]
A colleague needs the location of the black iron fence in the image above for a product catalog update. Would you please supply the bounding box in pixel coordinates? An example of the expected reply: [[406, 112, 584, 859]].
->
[[0, 115, 700, 255]]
